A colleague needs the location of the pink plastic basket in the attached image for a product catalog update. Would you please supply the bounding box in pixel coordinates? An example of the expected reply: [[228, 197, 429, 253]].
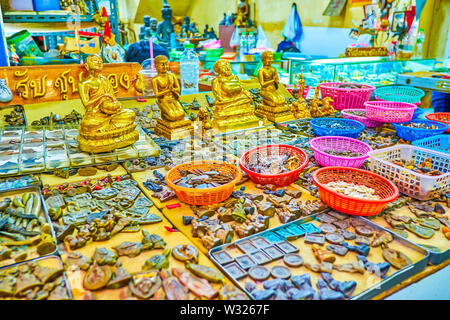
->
[[309, 136, 373, 168], [320, 82, 376, 110], [364, 101, 417, 123], [341, 109, 383, 128]]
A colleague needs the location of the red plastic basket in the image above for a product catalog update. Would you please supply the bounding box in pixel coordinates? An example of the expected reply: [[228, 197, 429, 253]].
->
[[312, 167, 399, 216], [320, 82, 376, 110], [364, 100, 417, 123], [239, 144, 309, 187], [426, 112, 450, 133], [165, 160, 242, 206]]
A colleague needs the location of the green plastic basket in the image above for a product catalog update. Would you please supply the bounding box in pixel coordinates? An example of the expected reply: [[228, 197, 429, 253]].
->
[[374, 85, 425, 104]]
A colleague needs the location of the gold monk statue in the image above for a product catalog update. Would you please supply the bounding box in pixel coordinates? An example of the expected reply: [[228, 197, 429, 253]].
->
[[78, 54, 138, 153], [255, 51, 292, 122], [258, 51, 286, 108], [211, 59, 258, 129], [151, 55, 186, 121]]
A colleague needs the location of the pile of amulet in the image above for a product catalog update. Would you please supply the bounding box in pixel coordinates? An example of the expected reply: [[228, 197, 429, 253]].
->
[[246, 153, 301, 174], [172, 168, 234, 189]]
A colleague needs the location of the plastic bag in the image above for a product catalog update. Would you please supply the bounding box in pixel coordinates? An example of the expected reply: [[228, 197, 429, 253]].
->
[[256, 25, 272, 49], [229, 26, 241, 48], [281, 3, 303, 51]]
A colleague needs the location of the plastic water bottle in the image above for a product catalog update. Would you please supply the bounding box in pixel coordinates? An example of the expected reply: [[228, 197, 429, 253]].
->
[[247, 32, 256, 51], [240, 32, 248, 60], [180, 43, 199, 95], [414, 28, 425, 59]]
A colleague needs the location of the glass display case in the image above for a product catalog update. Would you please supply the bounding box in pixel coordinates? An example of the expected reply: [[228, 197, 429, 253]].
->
[[288, 57, 436, 87]]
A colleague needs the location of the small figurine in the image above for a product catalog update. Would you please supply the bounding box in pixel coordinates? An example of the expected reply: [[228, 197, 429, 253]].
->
[[197, 105, 213, 140], [310, 99, 323, 118], [291, 100, 311, 119], [156, 0, 175, 49], [78, 54, 139, 153], [152, 55, 193, 139], [211, 59, 259, 130], [179, 16, 191, 38], [235, 0, 250, 27], [320, 96, 337, 116], [256, 51, 293, 122], [139, 15, 152, 40]]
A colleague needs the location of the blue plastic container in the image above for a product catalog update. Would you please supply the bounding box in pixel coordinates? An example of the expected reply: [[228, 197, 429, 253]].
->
[[32, 0, 60, 11], [412, 135, 450, 154], [374, 85, 425, 104], [412, 107, 425, 120], [393, 120, 449, 142], [310, 118, 365, 138]]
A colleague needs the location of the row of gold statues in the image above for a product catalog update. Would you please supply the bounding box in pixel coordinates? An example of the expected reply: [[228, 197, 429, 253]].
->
[[77, 52, 337, 153]]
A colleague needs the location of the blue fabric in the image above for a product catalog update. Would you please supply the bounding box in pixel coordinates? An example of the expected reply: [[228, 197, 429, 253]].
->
[[282, 3, 304, 51], [125, 40, 169, 64], [431, 91, 450, 113]]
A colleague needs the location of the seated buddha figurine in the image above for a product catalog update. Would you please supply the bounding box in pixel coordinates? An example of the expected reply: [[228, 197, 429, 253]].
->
[[152, 55, 192, 139], [78, 54, 138, 153], [211, 59, 259, 129], [256, 51, 292, 122]]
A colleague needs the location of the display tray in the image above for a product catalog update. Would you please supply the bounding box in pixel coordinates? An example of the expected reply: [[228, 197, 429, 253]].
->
[[209, 214, 429, 300], [41, 174, 243, 300], [0, 174, 40, 192], [0, 125, 160, 177], [0, 185, 57, 269], [0, 255, 73, 300], [365, 202, 450, 265]]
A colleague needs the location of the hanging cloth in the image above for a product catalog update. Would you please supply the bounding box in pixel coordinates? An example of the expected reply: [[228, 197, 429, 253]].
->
[[281, 3, 303, 51], [256, 25, 272, 49], [229, 26, 241, 48]]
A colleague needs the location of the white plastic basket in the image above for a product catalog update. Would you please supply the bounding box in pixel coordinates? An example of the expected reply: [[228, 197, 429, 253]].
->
[[368, 144, 450, 200]]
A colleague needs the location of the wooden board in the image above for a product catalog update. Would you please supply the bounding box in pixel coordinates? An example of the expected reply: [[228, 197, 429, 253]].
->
[[0, 63, 143, 106]]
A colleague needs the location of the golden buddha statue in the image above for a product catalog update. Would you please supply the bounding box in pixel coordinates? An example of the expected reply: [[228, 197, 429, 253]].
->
[[78, 54, 139, 153], [255, 51, 293, 122], [211, 59, 259, 130], [152, 55, 193, 139]]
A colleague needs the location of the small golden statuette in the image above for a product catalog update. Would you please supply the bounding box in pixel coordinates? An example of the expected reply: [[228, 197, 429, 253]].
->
[[211, 59, 259, 130], [78, 54, 139, 153], [309, 84, 337, 117], [152, 55, 193, 139], [255, 51, 294, 122]]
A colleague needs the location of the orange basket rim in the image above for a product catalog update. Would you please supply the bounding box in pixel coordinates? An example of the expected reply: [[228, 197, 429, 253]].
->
[[165, 160, 242, 194], [426, 112, 450, 123], [312, 166, 399, 204], [239, 144, 309, 178]]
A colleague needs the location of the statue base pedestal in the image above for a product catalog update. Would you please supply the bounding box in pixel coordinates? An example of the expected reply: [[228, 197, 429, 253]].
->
[[78, 126, 139, 153], [255, 103, 294, 123], [154, 118, 193, 140], [212, 103, 260, 131]]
